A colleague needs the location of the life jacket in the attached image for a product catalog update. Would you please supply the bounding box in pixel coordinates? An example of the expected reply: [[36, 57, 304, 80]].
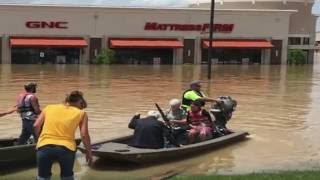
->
[[17, 92, 37, 120], [187, 109, 211, 127], [181, 89, 204, 109]]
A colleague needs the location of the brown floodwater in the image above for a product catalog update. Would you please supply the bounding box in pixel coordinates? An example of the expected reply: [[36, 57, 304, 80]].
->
[[1, 64, 320, 179]]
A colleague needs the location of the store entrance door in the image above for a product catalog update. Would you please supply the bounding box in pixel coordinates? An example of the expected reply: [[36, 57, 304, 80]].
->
[[270, 40, 282, 65]]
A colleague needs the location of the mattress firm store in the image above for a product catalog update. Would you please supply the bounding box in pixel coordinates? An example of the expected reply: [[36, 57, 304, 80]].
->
[[0, 5, 295, 65]]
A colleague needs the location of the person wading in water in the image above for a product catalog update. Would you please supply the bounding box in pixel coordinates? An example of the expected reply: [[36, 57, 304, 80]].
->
[[34, 91, 92, 180], [16, 82, 41, 144]]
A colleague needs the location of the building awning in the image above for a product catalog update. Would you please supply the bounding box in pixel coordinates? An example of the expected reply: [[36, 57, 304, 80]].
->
[[203, 39, 274, 49], [109, 39, 183, 49], [10, 37, 88, 47]]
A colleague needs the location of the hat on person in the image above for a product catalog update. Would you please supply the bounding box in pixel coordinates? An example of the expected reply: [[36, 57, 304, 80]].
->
[[190, 80, 201, 87], [147, 110, 160, 119], [169, 98, 181, 106]]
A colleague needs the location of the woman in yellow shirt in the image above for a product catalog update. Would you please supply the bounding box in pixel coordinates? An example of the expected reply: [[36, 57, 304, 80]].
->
[[34, 91, 92, 180]]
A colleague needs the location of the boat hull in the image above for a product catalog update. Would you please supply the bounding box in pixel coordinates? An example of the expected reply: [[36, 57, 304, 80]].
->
[[0, 138, 81, 168], [78, 131, 249, 163], [0, 138, 36, 168]]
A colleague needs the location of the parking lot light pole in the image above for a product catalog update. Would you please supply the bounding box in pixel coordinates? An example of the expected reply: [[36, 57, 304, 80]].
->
[[208, 0, 215, 79]]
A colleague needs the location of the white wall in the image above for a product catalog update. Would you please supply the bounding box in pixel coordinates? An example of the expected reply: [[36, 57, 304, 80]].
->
[[0, 5, 294, 64]]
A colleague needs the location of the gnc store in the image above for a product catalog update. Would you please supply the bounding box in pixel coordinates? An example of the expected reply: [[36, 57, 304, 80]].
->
[[0, 4, 295, 65]]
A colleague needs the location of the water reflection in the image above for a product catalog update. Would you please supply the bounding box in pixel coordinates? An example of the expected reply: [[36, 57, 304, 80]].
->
[[0, 64, 319, 178]]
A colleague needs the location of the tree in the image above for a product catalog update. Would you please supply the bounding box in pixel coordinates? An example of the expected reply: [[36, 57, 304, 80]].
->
[[287, 49, 307, 65], [96, 48, 115, 64]]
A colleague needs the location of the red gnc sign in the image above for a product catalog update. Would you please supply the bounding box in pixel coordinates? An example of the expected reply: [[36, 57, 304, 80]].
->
[[26, 21, 68, 29]]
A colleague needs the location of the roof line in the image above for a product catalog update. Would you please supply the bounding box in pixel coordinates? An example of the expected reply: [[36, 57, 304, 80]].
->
[[0, 3, 298, 13]]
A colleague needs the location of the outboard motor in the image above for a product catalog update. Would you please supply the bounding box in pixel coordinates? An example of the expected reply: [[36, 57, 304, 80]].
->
[[210, 96, 237, 136]]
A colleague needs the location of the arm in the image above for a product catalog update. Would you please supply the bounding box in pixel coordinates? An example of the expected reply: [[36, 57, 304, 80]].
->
[[33, 112, 45, 137], [185, 91, 217, 103], [0, 107, 17, 117], [199, 97, 217, 103], [170, 119, 187, 125], [128, 114, 139, 129], [31, 96, 41, 115], [79, 112, 92, 165]]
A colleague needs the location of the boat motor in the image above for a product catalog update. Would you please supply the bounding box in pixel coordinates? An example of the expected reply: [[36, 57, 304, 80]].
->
[[210, 96, 237, 136]]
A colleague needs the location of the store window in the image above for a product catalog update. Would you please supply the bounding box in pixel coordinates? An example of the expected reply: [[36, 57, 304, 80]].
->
[[11, 48, 81, 64], [303, 37, 310, 45], [288, 37, 301, 45]]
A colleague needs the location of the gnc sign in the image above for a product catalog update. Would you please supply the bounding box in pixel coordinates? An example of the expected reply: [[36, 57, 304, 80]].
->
[[26, 21, 68, 29]]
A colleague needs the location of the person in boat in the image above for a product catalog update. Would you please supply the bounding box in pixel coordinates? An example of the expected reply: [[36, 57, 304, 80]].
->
[[16, 82, 41, 145], [166, 98, 188, 145], [0, 107, 16, 117], [33, 91, 92, 180], [128, 110, 166, 149], [181, 80, 216, 111], [187, 100, 214, 143]]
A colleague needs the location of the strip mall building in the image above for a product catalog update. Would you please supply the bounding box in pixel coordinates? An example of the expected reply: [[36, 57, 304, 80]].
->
[[0, 3, 316, 65]]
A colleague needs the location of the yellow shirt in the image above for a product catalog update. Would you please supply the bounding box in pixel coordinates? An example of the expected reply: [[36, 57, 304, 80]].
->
[[36, 104, 85, 151]]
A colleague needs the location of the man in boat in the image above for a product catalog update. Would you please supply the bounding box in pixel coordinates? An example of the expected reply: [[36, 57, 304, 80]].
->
[[181, 80, 216, 111], [187, 100, 214, 143], [16, 82, 41, 145], [128, 111, 166, 149], [166, 99, 188, 145]]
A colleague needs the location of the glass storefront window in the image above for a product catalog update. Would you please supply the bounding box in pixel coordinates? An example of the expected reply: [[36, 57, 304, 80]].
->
[[303, 38, 310, 45], [288, 37, 301, 45], [201, 48, 262, 64], [11, 48, 80, 64], [113, 49, 173, 64]]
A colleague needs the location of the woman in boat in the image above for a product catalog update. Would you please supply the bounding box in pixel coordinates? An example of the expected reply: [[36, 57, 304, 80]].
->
[[187, 100, 214, 143], [33, 91, 92, 180]]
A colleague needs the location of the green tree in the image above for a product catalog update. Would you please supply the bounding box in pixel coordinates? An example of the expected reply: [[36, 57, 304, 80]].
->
[[96, 48, 115, 64], [287, 49, 307, 65]]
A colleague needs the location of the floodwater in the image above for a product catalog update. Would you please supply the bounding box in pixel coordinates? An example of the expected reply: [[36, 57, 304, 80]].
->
[[1, 64, 320, 179]]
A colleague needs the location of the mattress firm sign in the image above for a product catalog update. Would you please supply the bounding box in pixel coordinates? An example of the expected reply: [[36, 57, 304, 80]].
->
[[25, 21, 68, 29], [144, 22, 234, 33]]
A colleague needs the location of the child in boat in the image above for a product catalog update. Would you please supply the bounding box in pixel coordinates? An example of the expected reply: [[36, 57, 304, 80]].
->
[[0, 107, 16, 117], [187, 100, 213, 143]]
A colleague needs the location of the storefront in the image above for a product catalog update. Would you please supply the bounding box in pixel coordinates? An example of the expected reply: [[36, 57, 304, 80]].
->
[[201, 39, 274, 64], [0, 4, 295, 65], [109, 38, 183, 64], [10, 37, 87, 64]]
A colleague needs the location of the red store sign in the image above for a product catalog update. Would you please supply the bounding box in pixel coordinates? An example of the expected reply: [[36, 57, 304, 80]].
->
[[26, 21, 68, 29], [144, 22, 234, 33]]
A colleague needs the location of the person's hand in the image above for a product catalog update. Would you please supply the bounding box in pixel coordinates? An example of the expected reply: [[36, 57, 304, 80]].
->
[[190, 125, 197, 129], [165, 120, 172, 126], [86, 151, 93, 166]]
